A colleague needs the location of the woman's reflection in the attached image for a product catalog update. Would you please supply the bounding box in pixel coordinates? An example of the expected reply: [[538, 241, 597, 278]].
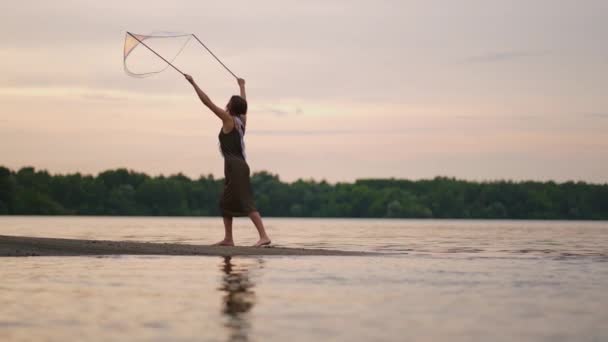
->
[[219, 256, 262, 342]]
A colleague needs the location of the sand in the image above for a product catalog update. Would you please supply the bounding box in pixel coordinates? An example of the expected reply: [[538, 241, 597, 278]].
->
[[0, 235, 371, 257]]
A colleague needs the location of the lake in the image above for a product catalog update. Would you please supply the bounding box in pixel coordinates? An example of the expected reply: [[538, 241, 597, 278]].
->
[[1, 217, 607, 341]]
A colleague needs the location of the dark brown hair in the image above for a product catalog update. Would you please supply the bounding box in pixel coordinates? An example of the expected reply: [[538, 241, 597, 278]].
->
[[227, 95, 247, 116]]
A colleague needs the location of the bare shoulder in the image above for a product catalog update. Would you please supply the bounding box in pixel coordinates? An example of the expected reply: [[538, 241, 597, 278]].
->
[[211, 106, 231, 121], [221, 116, 235, 133]]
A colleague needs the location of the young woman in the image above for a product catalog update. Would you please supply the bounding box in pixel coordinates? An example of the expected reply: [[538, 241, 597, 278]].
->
[[184, 74, 271, 247]]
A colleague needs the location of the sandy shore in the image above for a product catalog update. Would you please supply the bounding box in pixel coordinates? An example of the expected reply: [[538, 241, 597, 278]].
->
[[0, 235, 371, 257]]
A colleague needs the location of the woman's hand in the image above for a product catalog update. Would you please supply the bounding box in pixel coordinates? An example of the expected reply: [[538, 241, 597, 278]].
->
[[237, 78, 245, 87], [184, 74, 195, 84]]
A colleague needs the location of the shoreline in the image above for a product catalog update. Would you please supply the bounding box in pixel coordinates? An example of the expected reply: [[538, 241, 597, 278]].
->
[[0, 235, 371, 257]]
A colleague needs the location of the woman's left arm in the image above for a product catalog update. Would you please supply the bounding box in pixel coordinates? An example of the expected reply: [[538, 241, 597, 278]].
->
[[237, 78, 246, 100]]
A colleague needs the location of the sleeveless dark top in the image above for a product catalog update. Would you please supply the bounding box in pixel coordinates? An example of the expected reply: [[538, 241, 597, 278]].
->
[[218, 116, 255, 216], [219, 122, 245, 160]]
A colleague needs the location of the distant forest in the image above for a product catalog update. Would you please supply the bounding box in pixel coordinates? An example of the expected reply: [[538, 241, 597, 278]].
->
[[0, 166, 607, 219]]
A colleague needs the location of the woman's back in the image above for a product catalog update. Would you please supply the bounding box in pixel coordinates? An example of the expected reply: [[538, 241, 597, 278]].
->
[[219, 116, 245, 160]]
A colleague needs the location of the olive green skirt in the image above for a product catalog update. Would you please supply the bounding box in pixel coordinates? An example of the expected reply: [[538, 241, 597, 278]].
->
[[220, 156, 257, 217]]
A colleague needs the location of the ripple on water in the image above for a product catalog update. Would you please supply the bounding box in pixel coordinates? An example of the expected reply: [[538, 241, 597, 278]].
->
[[0, 217, 607, 341]]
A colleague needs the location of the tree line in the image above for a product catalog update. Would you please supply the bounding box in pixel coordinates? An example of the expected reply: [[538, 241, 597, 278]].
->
[[0, 166, 606, 219]]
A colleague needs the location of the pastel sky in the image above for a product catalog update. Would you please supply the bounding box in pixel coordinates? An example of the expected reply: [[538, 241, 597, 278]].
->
[[1, 1, 607, 182]]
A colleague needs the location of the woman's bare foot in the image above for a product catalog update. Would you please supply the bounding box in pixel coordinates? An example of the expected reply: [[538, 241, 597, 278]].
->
[[213, 239, 235, 246], [253, 238, 271, 247]]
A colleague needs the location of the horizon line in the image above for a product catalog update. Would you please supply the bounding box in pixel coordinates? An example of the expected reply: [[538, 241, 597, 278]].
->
[[2, 165, 606, 186]]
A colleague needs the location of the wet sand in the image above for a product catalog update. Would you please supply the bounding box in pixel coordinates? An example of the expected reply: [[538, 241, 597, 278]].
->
[[0, 235, 371, 257]]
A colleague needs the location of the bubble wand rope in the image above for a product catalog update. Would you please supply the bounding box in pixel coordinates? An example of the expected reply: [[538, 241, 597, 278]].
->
[[192, 34, 238, 79], [127, 31, 185, 75]]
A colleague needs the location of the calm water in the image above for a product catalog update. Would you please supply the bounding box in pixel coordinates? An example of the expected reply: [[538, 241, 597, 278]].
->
[[1, 217, 607, 342]]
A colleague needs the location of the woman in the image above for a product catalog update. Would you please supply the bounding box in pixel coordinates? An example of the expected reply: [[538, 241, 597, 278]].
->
[[185, 74, 271, 247]]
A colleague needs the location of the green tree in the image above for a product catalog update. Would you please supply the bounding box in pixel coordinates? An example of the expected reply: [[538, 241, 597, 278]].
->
[[0, 165, 606, 220]]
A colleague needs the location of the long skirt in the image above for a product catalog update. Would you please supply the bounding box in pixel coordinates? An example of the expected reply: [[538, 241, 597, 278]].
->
[[219, 156, 257, 217]]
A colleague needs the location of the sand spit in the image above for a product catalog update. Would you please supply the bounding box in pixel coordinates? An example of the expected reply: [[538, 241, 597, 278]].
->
[[0, 235, 372, 257]]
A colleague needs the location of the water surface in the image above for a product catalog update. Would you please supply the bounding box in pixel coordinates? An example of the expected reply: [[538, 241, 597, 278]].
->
[[1, 217, 607, 341]]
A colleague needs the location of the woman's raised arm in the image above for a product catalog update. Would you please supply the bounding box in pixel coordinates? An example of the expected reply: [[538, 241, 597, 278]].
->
[[185, 74, 231, 122], [237, 78, 246, 100]]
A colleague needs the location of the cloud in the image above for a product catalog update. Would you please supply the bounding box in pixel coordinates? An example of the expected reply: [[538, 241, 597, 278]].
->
[[247, 129, 406, 136], [0, 86, 187, 102], [452, 114, 541, 121], [80, 92, 129, 103], [463, 50, 549, 64], [585, 113, 608, 119], [249, 129, 352, 136], [256, 106, 304, 116]]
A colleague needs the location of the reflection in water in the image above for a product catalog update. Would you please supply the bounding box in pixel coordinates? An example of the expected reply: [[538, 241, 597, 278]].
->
[[219, 257, 262, 342]]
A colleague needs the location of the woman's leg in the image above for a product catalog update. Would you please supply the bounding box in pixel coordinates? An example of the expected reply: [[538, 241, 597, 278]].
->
[[214, 216, 235, 246], [249, 211, 271, 246]]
